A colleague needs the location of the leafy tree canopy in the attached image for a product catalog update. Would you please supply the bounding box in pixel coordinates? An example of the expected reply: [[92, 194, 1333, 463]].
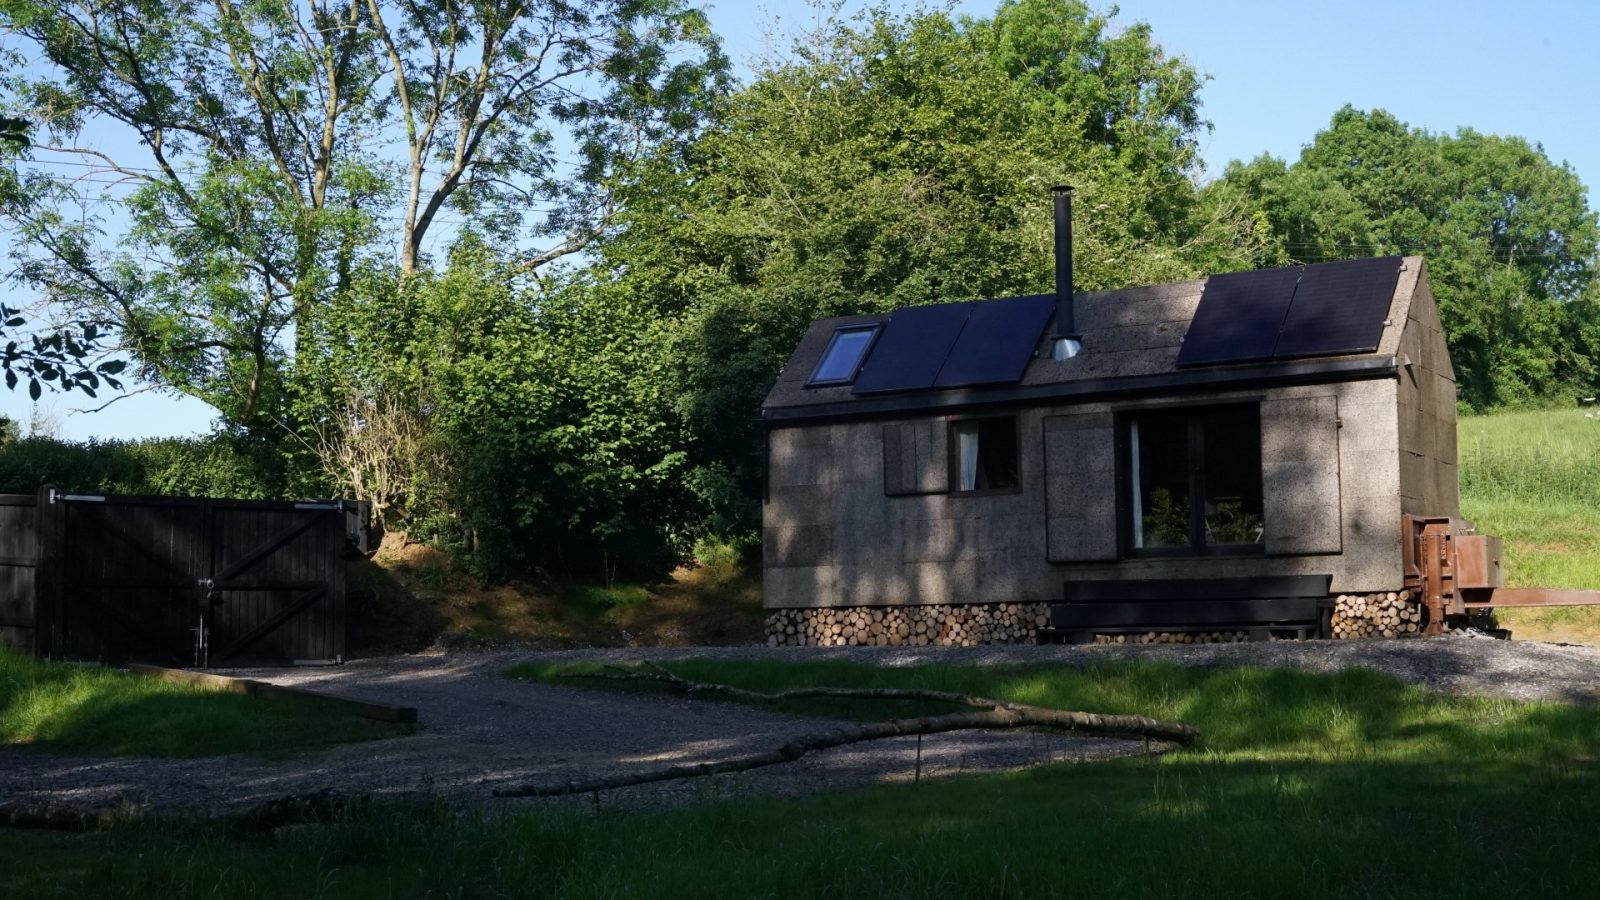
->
[[597, 0, 1263, 535], [0, 0, 727, 424], [1210, 105, 1600, 408], [0, 109, 121, 398]]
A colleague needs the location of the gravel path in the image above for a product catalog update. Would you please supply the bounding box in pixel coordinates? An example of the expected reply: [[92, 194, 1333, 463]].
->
[[4, 636, 1598, 816]]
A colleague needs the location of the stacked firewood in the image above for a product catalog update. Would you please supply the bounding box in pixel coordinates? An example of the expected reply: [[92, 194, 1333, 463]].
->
[[1331, 591, 1421, 639], [766, 603, 1050, 647], [1093, 632, 1255, 644]]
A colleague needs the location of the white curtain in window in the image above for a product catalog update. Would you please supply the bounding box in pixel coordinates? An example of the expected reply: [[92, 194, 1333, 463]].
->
[[1130, 421, 1144, 549], [958, 423, 979, 491]]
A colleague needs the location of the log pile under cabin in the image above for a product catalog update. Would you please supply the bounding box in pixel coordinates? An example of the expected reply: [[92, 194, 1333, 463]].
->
[[766, 603, 1049, 647], [1331, 591, 1423, 638]]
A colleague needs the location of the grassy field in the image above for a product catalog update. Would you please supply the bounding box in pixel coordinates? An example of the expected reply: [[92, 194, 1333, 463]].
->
[[1458, 407, 1600, 642], [0, 648, 404, 757], [6, 658, 1598, 898]]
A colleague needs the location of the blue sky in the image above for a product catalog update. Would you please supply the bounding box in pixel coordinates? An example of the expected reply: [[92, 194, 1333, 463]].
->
[[7, 0, 1597, 440]]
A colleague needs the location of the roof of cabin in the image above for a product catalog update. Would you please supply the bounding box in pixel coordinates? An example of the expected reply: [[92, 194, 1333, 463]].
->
[[763, 255, 1430, 424]]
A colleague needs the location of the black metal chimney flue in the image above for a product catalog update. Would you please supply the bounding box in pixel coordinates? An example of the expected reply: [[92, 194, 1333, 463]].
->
[[1051, 185, 1081, 359]]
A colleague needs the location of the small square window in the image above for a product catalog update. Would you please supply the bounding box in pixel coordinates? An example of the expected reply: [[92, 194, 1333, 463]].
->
[[807, 325, 879, 386], [951, 416, 1019, 493]]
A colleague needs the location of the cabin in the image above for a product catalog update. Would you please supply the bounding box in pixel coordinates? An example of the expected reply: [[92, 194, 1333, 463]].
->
[[760, 190, 1459, 645]]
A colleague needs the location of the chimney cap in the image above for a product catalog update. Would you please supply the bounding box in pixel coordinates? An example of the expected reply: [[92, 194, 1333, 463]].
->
[[1052, 184, 1074, 195]]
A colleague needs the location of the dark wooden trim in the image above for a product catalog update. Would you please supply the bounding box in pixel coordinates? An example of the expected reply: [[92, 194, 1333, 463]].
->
[[36, 486, 63, 659], [77, 591, 187, 664], [64, 579, 193, 591], [765, 355, 1397, 426], [1050, 597, 1323, 628], [214, 512, 326, 581], [129, 665, 416, 725], [64, 503, 198, 575], [1039, 624, 1317, 644], [0, 494, 38, 507], [213, 581, 327, 592], [1063, 575, 1332, 603], [213, 585, 327, 663]]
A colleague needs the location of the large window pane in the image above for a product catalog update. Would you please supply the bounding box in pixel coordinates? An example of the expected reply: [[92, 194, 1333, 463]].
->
[[1201, 407, 1264, 546], [1127, 405, 1263, 553], [1130, 413, 1190, 549]]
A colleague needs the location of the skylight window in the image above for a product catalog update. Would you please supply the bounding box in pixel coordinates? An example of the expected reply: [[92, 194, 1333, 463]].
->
[[807, 325, 879, 386]]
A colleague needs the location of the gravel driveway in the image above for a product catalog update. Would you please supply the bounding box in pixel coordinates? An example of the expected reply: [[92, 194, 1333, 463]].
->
[[4, 636, 1598, 816]]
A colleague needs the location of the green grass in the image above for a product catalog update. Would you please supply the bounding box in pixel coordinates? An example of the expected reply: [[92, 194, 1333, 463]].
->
[[1459, 407, 1600, 508], [558, 583, 653, 618], [0, 648, 404, 757], [1459, 408, 1600, 640], [6, 659, 1597, 899]]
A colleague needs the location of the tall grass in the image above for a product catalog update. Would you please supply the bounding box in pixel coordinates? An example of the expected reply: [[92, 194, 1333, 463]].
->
[[1458, 408, 1600, 507], [1458, 408, 1600, 641], [0, 648, 401, 757]]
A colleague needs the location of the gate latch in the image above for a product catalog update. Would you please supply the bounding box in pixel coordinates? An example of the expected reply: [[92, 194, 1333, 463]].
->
[[197, 577, 218, 602]]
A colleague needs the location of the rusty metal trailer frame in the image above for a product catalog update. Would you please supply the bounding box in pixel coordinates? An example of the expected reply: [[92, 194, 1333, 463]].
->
[[1402, 514, 1600, 634]]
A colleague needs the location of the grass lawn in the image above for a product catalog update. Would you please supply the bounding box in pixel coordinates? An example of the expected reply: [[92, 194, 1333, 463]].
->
[[1459, 408, 1600, 643], [6, 658, 1598, 899], [0, 648, 405, 758]]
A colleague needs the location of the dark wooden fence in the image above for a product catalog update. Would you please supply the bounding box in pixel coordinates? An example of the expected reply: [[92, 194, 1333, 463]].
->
[[0, 494, 38, 654], [0, 487, 356, 667]]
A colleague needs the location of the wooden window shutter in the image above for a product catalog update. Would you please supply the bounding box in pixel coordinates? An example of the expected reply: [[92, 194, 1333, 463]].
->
[[1043, 412, 1117, 561], [882, 420, 948, 496], [1260, 396, 1343, 555]]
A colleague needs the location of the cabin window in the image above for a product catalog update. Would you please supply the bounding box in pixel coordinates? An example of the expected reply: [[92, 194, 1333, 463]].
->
[[950, 416, 1019, 493], [1123, 405, 1263, 554], [807, 325, 879, 386]]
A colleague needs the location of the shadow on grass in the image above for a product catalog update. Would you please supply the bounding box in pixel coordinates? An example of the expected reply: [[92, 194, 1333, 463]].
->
[[8, 749, 1600, 899]]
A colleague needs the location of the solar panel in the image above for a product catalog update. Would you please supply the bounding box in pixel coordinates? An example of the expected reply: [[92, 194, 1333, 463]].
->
[[1175, 267, 1303, 367], [933, 294, 1055, 388], [851, 301, 975, 394], [1272, 256, 1404, 359]]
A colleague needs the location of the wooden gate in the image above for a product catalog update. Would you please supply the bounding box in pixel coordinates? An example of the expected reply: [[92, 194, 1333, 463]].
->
[[0, 494, 38, 653], [32, 489, 347, 666]]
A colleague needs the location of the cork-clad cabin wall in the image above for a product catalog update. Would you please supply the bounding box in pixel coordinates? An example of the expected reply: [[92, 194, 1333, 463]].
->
[[763, 375, 1405, 609], [1392, 265, 1460, 518]]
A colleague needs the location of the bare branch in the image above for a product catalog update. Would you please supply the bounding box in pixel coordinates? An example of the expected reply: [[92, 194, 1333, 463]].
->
[[67, 382, 160, 415], [496, 665, 1198, 797]]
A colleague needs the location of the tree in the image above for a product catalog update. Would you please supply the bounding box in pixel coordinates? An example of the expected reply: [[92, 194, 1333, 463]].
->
[[1211, 106, 1600, 407], [595, 0, 1259, 540], [0, 105, 123, 398], [0, 0, 726, 425]]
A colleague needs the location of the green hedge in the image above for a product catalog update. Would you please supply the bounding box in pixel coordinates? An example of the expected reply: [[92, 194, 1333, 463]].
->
[[0, 434, 295, 499]]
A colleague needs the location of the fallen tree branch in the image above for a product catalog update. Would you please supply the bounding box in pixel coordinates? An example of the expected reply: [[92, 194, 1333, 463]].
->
[[496, 665, 1200, 798], [563, 662, 1025, 711]]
